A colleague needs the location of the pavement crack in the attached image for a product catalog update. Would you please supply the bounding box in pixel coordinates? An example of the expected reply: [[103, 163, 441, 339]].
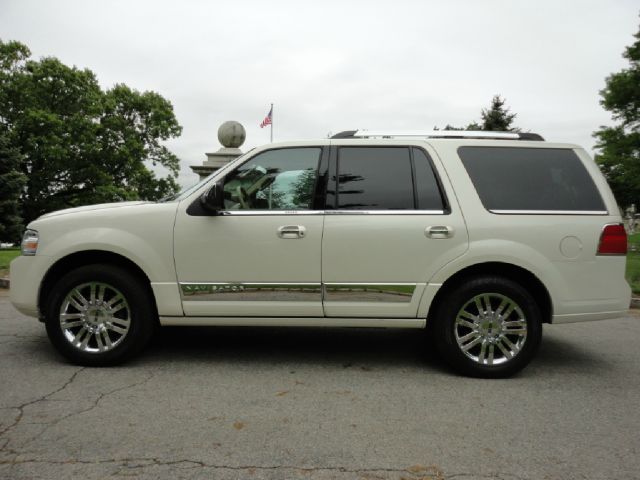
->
[[446, 473, 527, 480], [0, 367, 85, 442], [17, 371, 157, 446], [0, 457, 447, 478]]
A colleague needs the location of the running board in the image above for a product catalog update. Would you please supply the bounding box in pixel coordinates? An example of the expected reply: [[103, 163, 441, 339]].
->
[[159, 316, 426, 328]]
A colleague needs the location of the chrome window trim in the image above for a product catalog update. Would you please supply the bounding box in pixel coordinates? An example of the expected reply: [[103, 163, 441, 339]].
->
[[218, 210, 325, 216], [216, 210, 446, 216], [489, 210, 609, 215], [325, 210, 445, 215]]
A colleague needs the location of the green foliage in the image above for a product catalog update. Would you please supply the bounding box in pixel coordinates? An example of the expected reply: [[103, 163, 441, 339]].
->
[[595, 22, 640, 209], [438, 95, 518, 132], [0, 39, 182, 223], [0, 129, 26, 242], [291, 169, 317, 208], [626, 252, 640, 295], [480, 95, 518, 131], [0, 248, 20, 271]]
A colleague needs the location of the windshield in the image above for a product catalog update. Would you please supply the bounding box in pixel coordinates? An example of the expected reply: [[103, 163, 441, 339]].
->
[[160, 149, 255, 202]]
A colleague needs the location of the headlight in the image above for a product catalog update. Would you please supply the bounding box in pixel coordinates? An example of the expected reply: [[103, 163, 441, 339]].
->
[[21, 230, 39, 256]]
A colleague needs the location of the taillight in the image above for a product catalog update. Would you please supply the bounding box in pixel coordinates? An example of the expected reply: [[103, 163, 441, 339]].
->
[[597, 224, 627, 255]]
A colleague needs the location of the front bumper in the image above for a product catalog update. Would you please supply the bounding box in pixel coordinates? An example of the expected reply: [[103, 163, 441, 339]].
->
[[10, 255, 52, 318]]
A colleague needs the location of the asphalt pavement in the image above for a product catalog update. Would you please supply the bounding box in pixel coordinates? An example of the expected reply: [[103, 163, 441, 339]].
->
[[0, 288, 638, 480]]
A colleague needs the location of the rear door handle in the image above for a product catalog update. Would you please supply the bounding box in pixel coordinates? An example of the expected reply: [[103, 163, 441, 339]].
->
[[277, 225, 306, 239], [426, 225, 454, 239]]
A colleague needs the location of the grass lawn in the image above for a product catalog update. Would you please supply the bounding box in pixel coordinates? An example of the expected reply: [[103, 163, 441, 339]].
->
[[0, 248, 20, 277], [626, 233, 640, 295], [626, 253, 640, 295]]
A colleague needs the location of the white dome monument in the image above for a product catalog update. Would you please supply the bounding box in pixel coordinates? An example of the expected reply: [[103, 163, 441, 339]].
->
[[191, 121, 246, 180]]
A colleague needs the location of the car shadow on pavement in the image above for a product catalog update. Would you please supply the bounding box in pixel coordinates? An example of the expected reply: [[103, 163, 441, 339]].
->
[[141, 326, 451, 373], [531, 332, 612, 374], [14, 323, 608, 377], [137, 325, 611, 376]]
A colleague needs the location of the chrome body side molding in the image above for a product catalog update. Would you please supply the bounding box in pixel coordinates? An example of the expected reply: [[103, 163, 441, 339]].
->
[[180, 283, 322, 302], [323, 283, 415, 303], [180, 282, 418, 304]]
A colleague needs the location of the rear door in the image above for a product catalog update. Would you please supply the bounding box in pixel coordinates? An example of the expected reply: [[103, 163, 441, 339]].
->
[[321, 143, 469, 318]]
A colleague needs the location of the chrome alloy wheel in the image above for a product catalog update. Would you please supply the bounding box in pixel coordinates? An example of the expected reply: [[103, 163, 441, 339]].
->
[[58, 282, 131, 353], [454, 293, 528, 366]]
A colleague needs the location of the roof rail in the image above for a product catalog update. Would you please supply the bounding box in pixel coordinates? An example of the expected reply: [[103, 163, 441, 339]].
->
[[330, 130, 544, 141]]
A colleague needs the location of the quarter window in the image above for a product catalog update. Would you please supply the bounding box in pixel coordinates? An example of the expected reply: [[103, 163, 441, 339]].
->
[[223, 148, 320, 210], [413, 148, 446, 211], [458, 147, 606, 212]]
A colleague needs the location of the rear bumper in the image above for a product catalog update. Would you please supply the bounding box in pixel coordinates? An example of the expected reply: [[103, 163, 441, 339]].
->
[[551, 281, 631, 324], [9, 255, 52, 318]]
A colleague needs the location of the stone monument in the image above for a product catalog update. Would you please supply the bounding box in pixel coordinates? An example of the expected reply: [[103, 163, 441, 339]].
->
[[626, 203, 637, 234], [191, 121, 246, 180]]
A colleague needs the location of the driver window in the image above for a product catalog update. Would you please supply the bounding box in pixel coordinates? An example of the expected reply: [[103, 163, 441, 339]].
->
[[222, 148, 321, 210]]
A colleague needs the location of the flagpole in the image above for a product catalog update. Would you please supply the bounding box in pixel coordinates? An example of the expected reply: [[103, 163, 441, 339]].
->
[[270, 103, 273, 143]]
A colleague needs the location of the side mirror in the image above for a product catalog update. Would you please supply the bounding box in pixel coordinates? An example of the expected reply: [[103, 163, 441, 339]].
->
[[200, 181, 224, 213]]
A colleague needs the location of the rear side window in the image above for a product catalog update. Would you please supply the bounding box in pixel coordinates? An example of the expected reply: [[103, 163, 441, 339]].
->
[[458, 147, 606, 213], [337, 147, 414, 209], [335, 147, 446, 211]]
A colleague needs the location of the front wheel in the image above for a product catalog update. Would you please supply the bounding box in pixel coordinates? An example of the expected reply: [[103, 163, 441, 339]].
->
[[44, 264, 156, 366], [432, 276, 542, 378]]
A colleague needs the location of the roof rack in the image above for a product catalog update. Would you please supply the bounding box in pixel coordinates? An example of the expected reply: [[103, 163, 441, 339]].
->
[[330, 130, 544, 141]]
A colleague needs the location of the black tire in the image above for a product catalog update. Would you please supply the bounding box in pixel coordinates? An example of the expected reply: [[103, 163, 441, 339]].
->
[[44, 264, 156, 366], [431, 275, 542, 378]]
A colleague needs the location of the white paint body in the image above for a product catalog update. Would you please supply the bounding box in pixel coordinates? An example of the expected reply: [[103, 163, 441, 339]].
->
[[10, 138, 631, 327]]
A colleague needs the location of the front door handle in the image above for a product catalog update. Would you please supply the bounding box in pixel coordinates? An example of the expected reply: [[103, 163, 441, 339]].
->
[[277, 225, 306, 239], [426, 225, 454, 239]]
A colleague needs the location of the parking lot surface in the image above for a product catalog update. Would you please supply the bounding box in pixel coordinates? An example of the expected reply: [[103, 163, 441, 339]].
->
[[0, 289, 638, 480]]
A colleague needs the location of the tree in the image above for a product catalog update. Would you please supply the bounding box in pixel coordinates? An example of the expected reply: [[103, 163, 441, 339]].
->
[[0, 128, 26, 242], [0, 40, 182, 223], [479, 95, 518, 131], [291, 169, 317, 208], [438, 95, 518, 132], [594, 22, 640, 209]]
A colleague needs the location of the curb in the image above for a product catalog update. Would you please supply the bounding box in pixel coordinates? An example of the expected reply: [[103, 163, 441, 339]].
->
[[0, 278, 9, 289]]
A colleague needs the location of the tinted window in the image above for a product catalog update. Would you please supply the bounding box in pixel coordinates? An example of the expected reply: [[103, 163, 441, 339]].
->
[[458, 147, 606, 212], [337, 147, 413, 210], [413, 148, 445, 210], [223, 148, 320, 210]]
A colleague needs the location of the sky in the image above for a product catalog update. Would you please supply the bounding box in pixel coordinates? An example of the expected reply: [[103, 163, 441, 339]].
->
[[1, 0, 638, 188]]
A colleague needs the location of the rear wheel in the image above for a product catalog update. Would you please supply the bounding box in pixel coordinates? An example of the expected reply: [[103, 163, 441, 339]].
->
[[432, 276, 542, 378], [44, 264, 155, 366]]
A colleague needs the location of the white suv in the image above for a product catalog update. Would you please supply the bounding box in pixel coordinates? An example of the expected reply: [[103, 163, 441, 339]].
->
[[10, 130, 631, 377]]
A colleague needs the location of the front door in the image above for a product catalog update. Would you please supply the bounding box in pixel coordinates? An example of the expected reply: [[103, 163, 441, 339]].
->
[[321, 144, 469, 318], [174, 146, 326, 317]]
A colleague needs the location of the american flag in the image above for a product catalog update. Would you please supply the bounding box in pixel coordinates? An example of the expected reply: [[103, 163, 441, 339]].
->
[[260, 106, 272, 128]]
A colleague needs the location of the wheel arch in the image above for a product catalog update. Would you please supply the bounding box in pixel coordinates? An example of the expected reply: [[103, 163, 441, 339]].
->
[[426, 262, 553, 325], [38, 250, 158, 322]]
